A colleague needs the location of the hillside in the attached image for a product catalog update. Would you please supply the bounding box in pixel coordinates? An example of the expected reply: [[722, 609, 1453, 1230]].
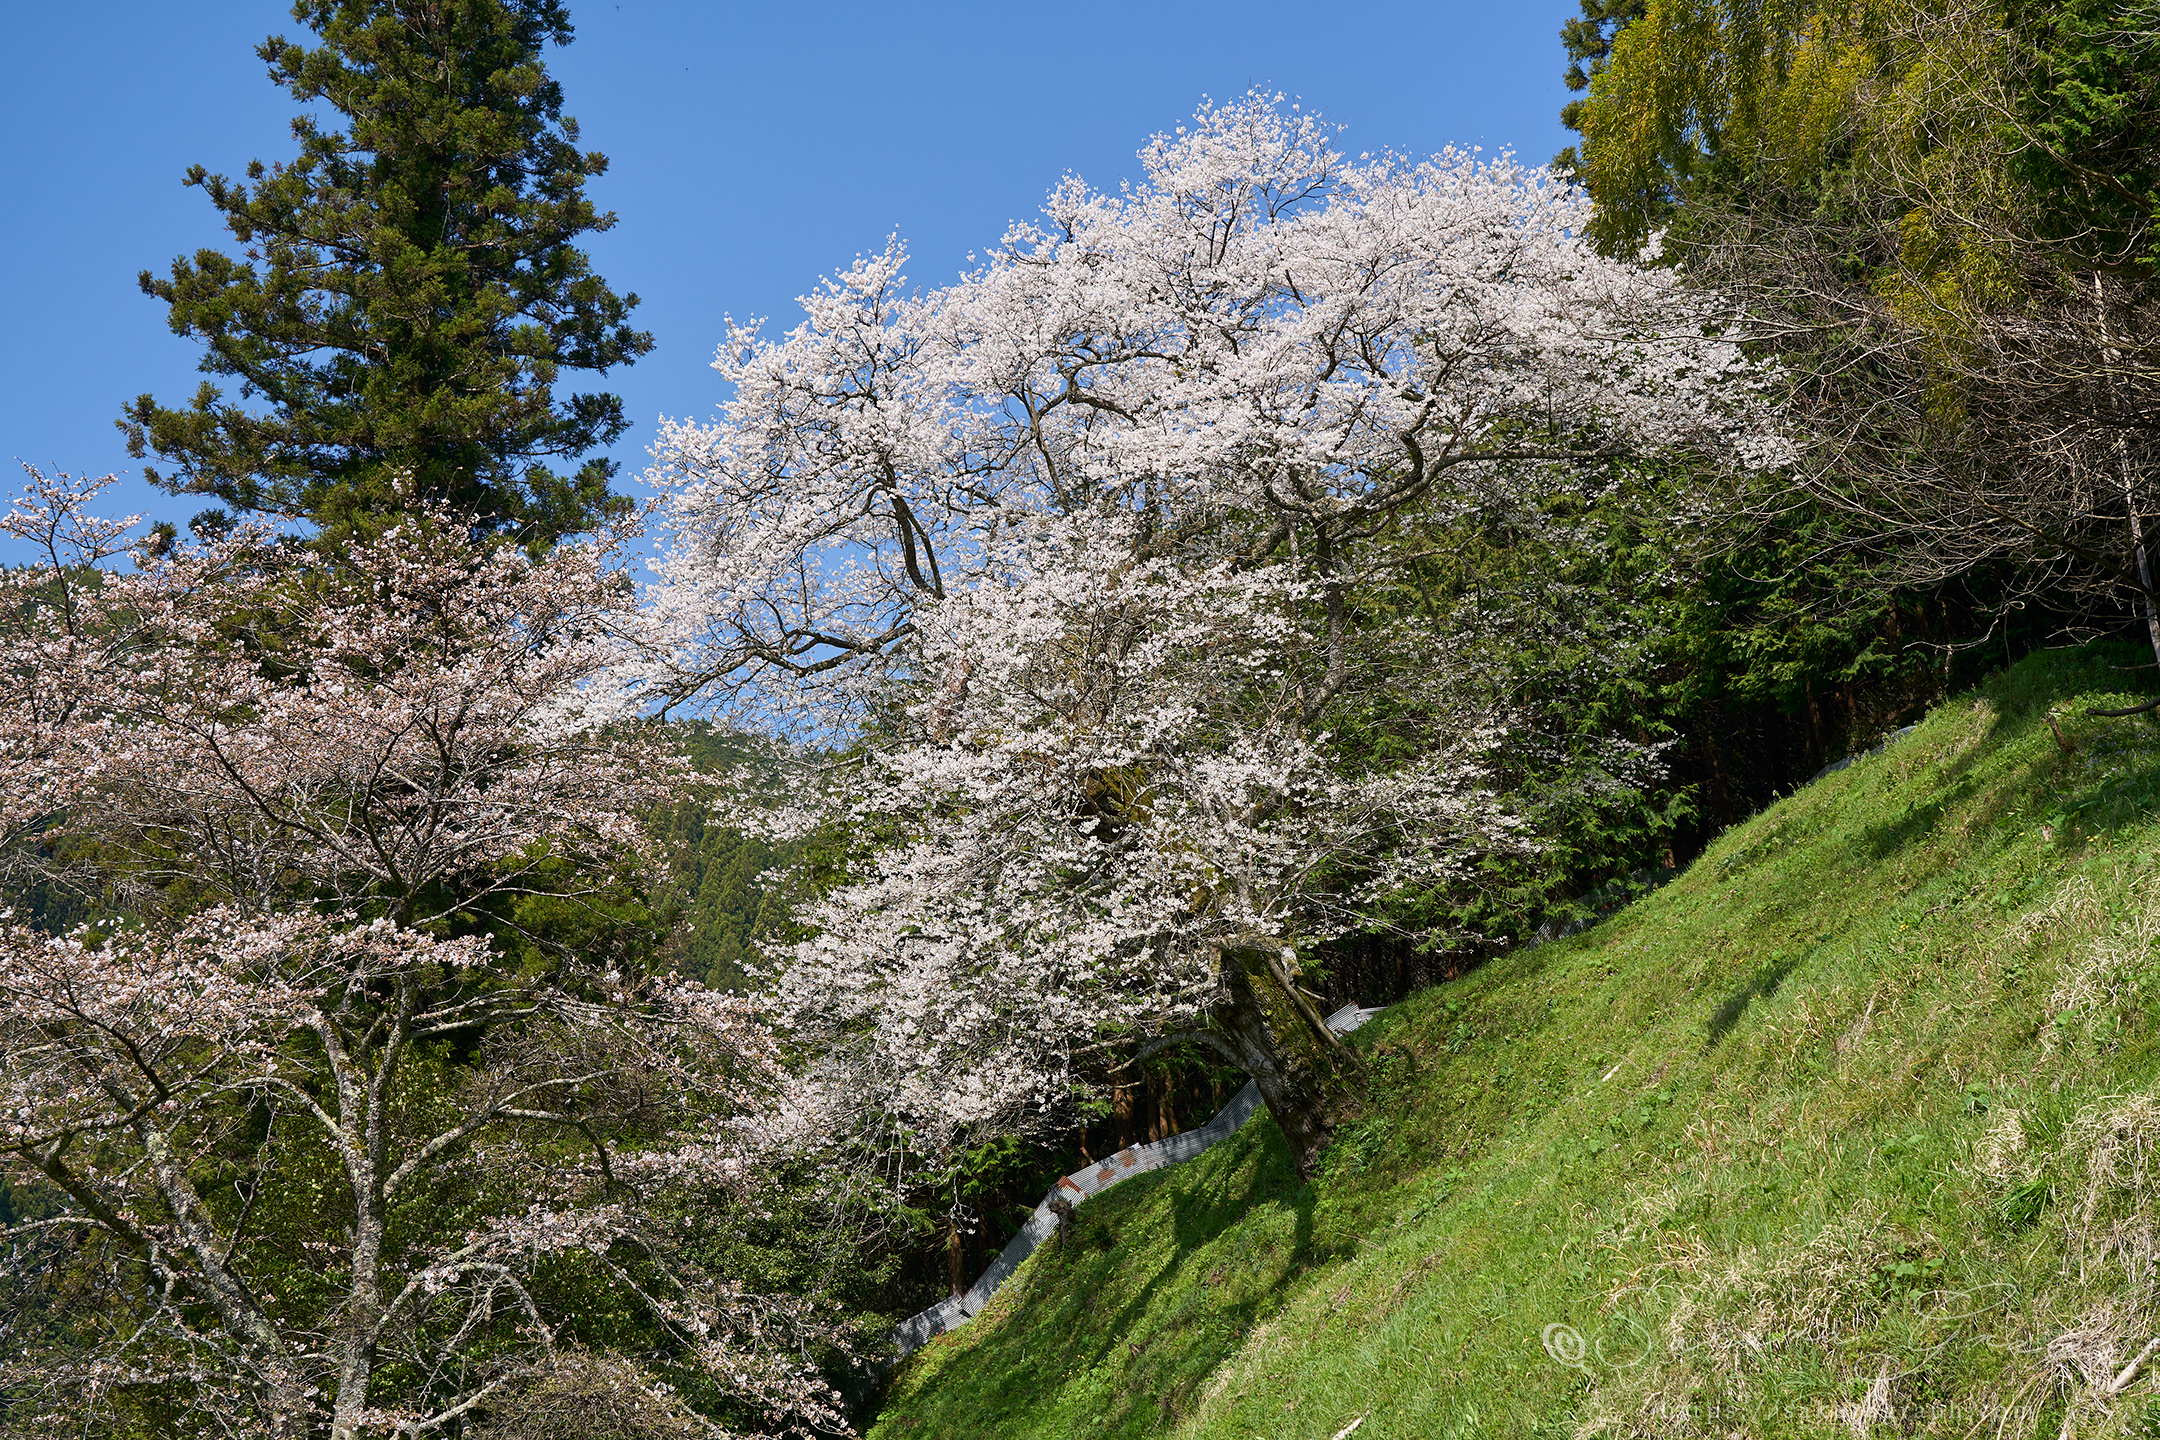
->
[[871, 646, 2160, 1439]]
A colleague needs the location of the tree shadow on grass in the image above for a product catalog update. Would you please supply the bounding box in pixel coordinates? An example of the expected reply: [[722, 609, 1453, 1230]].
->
[[1706, 955, 1802, 1044], [1089, 1131, 1335, 1436], [1848, 797, 1949, 863], [897, 1121, 1338, 1440]]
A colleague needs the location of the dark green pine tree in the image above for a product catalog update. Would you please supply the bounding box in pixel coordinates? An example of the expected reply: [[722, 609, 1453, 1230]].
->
[[122, 0, 653, 546], [2010, 0, 2160, 270], [1555, 0, 1650, 177]]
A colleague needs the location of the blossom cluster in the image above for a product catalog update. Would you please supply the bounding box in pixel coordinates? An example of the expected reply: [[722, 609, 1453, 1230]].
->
[[638, 93, 1786, 1148], [0, 470, 677, 921], [0, 470, 841, 1438]]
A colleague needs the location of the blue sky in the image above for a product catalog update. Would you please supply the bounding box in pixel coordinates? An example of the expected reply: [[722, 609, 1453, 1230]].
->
[[0, 1, 1579, 538]]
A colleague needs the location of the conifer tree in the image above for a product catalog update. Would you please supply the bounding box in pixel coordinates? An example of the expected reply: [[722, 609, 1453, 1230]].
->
[[122, 0, 652, 545], [2012, 0, 2160, 269]]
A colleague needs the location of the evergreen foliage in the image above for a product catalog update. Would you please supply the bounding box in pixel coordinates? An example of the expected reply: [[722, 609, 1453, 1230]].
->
[[121, 0, 652, 546], [657, 810, 779, 994], [1312, 463, 1963, 1000], [2011, 0, 2160, 267], [646, 722, 836, 995], [1547, 0, 2160, 741]]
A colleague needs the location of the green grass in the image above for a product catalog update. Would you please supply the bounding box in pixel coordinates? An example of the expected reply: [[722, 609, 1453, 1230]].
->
[[869, 645, 2160, 1439]]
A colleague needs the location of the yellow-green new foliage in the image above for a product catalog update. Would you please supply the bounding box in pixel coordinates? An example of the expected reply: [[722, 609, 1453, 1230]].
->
[[1576, 0, 2017, 280], [1574, 0, 1804, 248]]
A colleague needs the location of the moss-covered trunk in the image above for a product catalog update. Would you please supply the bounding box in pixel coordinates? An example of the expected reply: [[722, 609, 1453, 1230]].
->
[[1208, 941, 1355, 1180]]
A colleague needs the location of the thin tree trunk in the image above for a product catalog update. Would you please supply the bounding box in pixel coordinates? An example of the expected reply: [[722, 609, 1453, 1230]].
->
[[2096, 274, 2160, 671], [1805, 678, 1822, 770], [331, 1197, 383, 1440], [2117, 448, 2155, 669], [330, 986, 411, 1440], [1208, 941, 1354, 1181], [132, 1127, 310, 1434]]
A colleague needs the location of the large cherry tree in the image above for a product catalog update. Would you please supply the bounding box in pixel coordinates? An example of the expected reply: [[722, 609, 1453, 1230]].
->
[[639, 95, 1785, 1176], [0, 471, 846, 1439]]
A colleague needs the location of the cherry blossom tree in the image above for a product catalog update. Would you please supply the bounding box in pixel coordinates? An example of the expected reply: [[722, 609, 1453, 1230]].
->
[[0, 471, 848, 1439], [0, 466, 145, 868], [1, 468, 666, 929], [638, 95, 1787, 1177]]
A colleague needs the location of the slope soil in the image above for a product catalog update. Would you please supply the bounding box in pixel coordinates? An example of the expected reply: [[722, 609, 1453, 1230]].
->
[[869, 645, 2160, 1439]]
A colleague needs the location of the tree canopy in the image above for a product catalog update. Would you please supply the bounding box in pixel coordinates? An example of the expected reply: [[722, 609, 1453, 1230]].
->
[[635, 94, 1787, 1177], [122, 0, 652, 547], [1566, 0, 2159, 265], [1556, 0, 1650, 174], [0, 471, 847, 1438]]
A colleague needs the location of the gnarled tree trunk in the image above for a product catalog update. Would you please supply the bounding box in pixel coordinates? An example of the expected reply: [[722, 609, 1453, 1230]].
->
[[1207, 940, 1356, 1180]]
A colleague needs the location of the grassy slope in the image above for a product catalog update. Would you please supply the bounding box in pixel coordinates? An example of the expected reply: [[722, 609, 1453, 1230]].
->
[[870, 646, 2160, 1440]]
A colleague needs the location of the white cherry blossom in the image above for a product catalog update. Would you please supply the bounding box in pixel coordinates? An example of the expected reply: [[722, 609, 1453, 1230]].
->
[[639, 93, 1784, 1177]]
